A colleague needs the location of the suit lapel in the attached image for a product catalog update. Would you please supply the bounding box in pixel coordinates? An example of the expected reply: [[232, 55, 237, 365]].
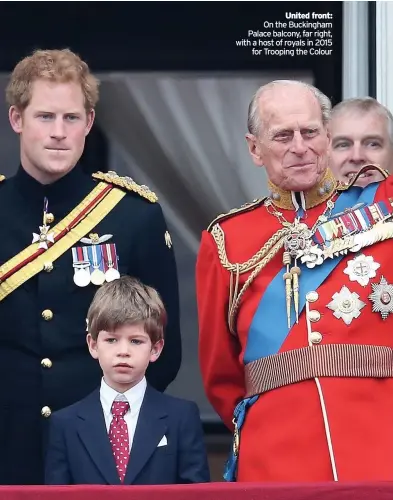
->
[[125, 386, 168, 484], [76, 390, 120, 485]]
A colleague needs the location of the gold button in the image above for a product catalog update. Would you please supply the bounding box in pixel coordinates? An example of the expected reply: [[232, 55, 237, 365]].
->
[[41, 406, 52, 418], [308, 310, 321, 323], [42, 309, 53, 321], [306, 291, 319, 303], [310, 331, 322, 344], [41, 358, 52, 369], [43, 262, 54, 272], [46, 213, 55, 224]]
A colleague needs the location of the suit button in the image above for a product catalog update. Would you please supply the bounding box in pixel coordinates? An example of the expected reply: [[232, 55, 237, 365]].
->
[[41, 358, 52, 369], [43, 262, 54, 272], [41, 406, 52, 418], [46, 213, 55, 224], [310, 331, 322, 344], [308, 310, 321, 323], [42, 309, 53, 321], [306, 291, 319, 303]]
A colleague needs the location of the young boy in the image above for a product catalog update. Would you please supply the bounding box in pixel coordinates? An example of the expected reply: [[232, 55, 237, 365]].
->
[[45, 276, 210, 485]]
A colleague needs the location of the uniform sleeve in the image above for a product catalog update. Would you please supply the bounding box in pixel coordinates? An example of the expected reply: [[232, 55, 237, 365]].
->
[[177, 401, 210, 483], [196, 230, 245, 429], [44, 414, 72, 485], [130, 202, 181, 392]]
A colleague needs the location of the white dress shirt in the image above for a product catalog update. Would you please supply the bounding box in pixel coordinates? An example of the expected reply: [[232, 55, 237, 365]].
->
[[100, 376, 147, 450]]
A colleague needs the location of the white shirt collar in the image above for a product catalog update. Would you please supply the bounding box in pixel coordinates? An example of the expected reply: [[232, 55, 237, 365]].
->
[[100, 376, 147, 418]]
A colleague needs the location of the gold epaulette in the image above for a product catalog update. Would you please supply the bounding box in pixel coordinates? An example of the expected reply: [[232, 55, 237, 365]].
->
[[207, 198, 265, 232], [92, 170, 158, 203], [337, 164, 389, 192], [0, 175, 5, 183]]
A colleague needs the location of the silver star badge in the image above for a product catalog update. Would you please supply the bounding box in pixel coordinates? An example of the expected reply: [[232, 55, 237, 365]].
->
[[32, 225, 55, 250], [327, 285, 366, 325], [368, 276, 393, 320], [344, 254, 380, 287]]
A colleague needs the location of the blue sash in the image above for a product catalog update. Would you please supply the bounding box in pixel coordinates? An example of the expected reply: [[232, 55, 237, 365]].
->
[[244, 184, 378, 364]]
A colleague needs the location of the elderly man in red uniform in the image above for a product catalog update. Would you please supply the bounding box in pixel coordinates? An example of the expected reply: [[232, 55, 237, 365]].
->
[[196, 80, 393, 482]]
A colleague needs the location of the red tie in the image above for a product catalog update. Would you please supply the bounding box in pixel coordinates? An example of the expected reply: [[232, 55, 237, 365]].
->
[[109, 400, 130, 482]]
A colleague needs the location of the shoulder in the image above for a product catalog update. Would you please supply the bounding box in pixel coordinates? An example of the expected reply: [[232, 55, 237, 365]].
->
[[92, 170, 158, 204], [206, 197, 266, 232]]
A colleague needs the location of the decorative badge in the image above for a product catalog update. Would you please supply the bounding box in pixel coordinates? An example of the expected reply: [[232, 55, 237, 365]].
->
[[368, 276, 393, 320], [343, 254, 380, 287], [327, 285, 366, 325], [32, 197, 55, 250], [165, 231, 172, 249]]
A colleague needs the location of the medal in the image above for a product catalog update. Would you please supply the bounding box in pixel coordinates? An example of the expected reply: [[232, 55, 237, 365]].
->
[[32, 197, 55, 250], [343, 254, 380, 287], [327, 285, 366, 325], [89, 245, 106, 286], [103, 243, 120, 282], [368, 276, 393, 320], [73, 267, 91, 287], [72, 247, 91, 287]]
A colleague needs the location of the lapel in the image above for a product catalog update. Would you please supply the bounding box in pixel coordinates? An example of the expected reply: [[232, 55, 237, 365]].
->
[[76, 389, 120, 485], [124, 385, 168, 484]]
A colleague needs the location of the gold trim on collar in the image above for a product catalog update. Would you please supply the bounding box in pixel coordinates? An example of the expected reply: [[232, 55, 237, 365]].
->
[[267, 168, 338, 210]]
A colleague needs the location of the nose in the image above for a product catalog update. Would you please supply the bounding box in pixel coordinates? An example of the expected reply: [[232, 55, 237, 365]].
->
[[290, 131, 307, 155], [50, 117, 67, 140], [349, 144, 366, 165], [117, 340, 131, 357]]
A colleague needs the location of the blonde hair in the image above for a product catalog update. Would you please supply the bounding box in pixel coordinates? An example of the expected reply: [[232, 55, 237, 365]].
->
[[6, 48, 99, 111], [87, 276, 167, 343]]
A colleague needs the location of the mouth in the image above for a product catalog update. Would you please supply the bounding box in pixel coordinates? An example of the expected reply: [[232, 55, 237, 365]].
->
[[45, 148, 69, 151], [346, 171, 374, 181], [114, 363, 132, 368]]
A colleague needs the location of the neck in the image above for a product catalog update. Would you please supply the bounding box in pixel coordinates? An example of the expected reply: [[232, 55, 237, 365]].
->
[[267, 169, 337, 210]]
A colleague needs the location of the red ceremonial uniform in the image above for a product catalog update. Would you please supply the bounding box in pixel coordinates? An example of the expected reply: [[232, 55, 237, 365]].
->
[[197, 169, 393, 482]]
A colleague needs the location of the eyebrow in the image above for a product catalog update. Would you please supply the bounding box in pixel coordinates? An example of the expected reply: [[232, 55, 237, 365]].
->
[[268, 125, 320, 138], [332, 134, 385, 144]]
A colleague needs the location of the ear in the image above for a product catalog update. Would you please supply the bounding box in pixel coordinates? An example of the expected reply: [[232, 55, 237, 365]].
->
[[245, 133, 264, 167], [149, 339, 164, 363], [86, 333, 99, 360], [85, 109, 95, 136], [9, 106, 23, 134]]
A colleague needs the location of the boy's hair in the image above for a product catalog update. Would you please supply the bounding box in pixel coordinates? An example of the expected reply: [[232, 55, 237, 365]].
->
[[6, 48, 99, 112], [87, 276, 167, 343]]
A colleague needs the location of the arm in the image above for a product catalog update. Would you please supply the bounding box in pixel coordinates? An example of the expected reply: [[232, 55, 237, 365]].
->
[[196, 230, 245, 429], [132, 203, 181, 391], [177, 401, 210, 483], [44, 414, 72, 485]]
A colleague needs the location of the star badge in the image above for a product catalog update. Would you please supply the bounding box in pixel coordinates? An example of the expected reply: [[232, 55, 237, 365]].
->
[[327, 285, 366, 325], [368, 276, 393, 320], [344, 254, 380, 287], [32, 225, 55, 250]]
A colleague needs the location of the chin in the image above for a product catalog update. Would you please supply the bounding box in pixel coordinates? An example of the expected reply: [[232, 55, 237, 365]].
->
[[285, 172, 320, 192]]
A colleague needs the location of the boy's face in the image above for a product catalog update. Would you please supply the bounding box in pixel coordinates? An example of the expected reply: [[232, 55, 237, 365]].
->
[[87, 323, 163, 393]]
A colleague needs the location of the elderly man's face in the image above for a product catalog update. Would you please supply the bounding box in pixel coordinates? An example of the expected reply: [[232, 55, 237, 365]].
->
[[246, 86, 330, 192], [329, 110, 392, 187]]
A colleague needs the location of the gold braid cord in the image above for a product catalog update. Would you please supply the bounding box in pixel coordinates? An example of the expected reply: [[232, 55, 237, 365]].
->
[[210, 223, 289, 335]]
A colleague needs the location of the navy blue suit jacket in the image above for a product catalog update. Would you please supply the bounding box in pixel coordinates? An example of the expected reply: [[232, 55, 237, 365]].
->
[[44, 385, 210, 485]]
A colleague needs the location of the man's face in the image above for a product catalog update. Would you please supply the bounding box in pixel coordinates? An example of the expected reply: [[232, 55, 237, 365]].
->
[[246, 85, 330, 192], [329, 110, 393, 187], [9, 79, 95, 184]]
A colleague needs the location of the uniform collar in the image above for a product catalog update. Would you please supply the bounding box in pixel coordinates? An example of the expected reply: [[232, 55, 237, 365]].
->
[[267, 168, 338, 211], [13, 163, 91, 206]]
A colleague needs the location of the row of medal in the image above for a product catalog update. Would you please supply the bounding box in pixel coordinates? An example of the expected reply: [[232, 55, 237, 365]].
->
[[72, 243, 120, 287]]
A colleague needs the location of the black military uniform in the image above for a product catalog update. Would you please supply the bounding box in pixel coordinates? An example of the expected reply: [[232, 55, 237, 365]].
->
[[0, 165, 181, 485]]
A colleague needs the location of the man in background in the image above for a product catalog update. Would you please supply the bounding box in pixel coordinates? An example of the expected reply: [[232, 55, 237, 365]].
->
[[329, 97, 393, 187]]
